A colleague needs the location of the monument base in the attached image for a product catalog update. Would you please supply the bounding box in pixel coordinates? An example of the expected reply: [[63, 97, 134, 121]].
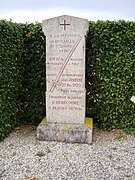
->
[[37, 118, 93, 144]]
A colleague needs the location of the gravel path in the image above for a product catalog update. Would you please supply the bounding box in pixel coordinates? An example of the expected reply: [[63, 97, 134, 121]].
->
[[0, 125, 135, 180]]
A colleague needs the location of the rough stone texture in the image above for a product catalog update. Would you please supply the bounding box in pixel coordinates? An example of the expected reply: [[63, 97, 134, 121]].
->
[[38, 15, 92, 144], [37, 122, 92, 144], [42, 15, 89, 124]]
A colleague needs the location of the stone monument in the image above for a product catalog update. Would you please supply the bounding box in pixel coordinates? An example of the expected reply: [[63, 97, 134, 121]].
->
[[37, 15, 93, 144]]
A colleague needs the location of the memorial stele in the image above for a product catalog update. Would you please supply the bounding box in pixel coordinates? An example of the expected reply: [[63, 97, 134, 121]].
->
[[37, 15, 93, 144]]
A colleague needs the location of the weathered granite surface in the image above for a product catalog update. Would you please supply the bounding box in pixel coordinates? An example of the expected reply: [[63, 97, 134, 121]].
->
[[37, 118, 93, 144], [42, 15, 89, 124], [37, 15, 92, 144]]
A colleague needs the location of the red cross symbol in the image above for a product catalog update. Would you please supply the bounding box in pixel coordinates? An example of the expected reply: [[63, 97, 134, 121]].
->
[[60, 20, 70, 30]]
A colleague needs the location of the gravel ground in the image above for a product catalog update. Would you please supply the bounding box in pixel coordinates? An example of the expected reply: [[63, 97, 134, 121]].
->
[[0, 125, 135, 180]]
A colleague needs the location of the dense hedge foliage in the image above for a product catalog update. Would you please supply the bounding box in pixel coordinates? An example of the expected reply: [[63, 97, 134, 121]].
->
[[0, 20, 24, 140], [0, 20, 134, 140], [86, 20, 135, 130], [21, 23, 45, 125], [0, 21, 45, 140]]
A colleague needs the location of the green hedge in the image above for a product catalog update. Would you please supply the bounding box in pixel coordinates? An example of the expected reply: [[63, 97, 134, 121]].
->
[[0, 20, 24, 140], [0, 20, 135, 141], [21, 23, 45, 125], [86, 20, 135, 130]]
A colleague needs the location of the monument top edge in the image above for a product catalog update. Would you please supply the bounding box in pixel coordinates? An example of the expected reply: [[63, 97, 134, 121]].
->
[[42, 15, 88, 22]]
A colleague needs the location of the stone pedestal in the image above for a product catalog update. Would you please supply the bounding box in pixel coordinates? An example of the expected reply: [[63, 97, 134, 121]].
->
[[37, 118, 93, 144]]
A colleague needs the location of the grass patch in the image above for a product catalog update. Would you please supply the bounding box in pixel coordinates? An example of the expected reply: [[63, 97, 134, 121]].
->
[[124, 128, 135, 135], [35, 151, 45, 157], [115, 131, 125, 142]]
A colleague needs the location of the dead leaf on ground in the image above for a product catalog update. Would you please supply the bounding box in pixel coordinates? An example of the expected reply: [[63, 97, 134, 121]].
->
[[25, 176, 38, 180]]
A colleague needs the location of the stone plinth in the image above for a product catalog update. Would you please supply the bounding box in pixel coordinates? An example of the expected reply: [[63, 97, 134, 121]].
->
[[37, 118, 93, 144]]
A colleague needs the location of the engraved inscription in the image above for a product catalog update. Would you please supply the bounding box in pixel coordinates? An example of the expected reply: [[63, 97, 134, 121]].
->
[[43, 15, 88, 124]]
